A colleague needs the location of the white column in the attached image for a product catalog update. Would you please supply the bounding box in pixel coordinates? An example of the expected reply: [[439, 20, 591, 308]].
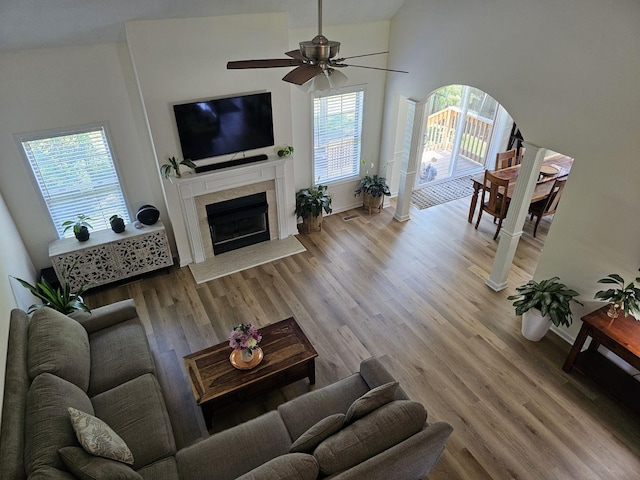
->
[[486, 142, 546, 290], [394, 99, 426, 222]]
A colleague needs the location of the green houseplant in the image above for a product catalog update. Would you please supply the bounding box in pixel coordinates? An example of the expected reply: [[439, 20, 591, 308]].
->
[[276, 145, 294, 158], [295, 185, 332, 234], [12, 262, 92, 314], [62, 214, 93, 241], [507, 277, 582, 341], [594, 273, 640, 319], [354, 162, 391, 214], [160, 156, 197, 179]]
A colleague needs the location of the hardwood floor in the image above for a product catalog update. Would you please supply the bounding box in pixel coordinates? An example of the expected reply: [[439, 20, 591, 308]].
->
[[85, 197, 640, 479]]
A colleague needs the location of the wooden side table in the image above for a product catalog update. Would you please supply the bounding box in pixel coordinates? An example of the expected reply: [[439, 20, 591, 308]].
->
[[183, 317, 318, 428], [563, 305, 640, 413]]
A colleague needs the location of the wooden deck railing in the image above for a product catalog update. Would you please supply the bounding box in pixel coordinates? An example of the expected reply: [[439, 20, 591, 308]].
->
[[424, 107, 494, 163]]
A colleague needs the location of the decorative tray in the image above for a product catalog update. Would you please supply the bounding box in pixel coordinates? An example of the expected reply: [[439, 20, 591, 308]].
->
[[230, 347, 264, 370]]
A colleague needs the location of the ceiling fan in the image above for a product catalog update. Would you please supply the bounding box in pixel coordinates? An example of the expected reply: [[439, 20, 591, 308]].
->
[[226, 0, 408, 89]]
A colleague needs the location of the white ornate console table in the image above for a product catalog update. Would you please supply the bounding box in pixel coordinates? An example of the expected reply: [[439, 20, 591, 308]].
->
[[49, 221, 173, 290]]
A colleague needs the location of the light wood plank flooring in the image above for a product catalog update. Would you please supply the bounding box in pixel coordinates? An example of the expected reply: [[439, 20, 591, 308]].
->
[[85, 197, 640, 479]]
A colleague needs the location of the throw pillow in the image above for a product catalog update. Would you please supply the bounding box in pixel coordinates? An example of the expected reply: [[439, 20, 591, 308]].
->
[[314, 400, 427, 475], [59, 447, 142, 480], [68, 407, 134, 465], [344, 381, 399, 424], [235, 453, 319, 480], [289, 413, 345, 453]]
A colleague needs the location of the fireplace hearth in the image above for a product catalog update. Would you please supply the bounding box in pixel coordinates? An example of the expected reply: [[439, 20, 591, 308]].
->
[[206, 192, 270, 255]]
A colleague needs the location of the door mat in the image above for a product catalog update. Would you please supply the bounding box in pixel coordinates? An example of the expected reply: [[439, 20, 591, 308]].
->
[[410, 175, 474, 210]]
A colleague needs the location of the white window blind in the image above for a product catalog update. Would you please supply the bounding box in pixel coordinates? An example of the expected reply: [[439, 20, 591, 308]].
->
[[19, 125, 131, 238], [313, 87, 364, 184]]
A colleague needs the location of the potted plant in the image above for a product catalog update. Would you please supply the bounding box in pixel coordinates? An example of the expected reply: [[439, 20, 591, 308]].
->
[[594, 273, 640, 319], [276, 145, 294, 158], [109, 214, 126, 233], [295, 185, 332, 234], [160, 156, 197, 179], [62, 214, 93, 241], [12, 261, 93, 314], [354, 163, 391, 214], [507, 277, 583, 341]]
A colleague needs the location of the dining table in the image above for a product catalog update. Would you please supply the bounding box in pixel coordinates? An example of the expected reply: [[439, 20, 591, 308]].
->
[[467, 154, 574, 223]]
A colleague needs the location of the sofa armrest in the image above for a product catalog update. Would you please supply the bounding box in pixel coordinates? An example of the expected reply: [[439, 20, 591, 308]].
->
[[326, 422, 453, 480], [359, 357, 409, 401], [70, 299, 138, 334]]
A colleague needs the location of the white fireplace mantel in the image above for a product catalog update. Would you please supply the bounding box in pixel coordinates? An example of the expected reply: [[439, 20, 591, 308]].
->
[[174, 156, 295, 264]]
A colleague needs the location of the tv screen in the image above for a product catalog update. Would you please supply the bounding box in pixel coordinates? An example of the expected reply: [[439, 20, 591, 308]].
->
[[173, 92, 275, 161]]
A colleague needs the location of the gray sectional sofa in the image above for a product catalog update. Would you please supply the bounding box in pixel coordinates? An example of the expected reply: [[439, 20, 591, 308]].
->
[[0, 299, 452, 479]]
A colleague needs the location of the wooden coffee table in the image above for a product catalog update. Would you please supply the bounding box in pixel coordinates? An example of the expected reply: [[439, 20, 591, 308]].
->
[[183, 317, 318, 427]]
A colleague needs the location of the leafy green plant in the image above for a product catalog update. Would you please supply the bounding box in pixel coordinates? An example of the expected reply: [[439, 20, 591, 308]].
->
[[12, 261, 93, 314], [295, 185, 332, 219], [594, 274, 640, 318], [160, 156, 196, 178], [61, 214, 93, 235], [276, 145, 294, 158], [507, 277, 582, 327], [354, 174, 391, 198]]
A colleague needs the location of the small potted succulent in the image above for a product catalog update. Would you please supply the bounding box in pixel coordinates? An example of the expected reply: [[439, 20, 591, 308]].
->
[[594, 274, 640, 319], [354, 162, 390, 214], [295, 185, 332, 234], [276, 145, 294, 158], [62, 214, 93, 241], [507, 277, 583, 341], [160, 156, 197, 179], [109, 214, 126, 233]]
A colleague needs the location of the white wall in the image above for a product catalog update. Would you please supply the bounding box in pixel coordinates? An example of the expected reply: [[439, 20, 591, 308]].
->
[[0, 44, 163, 270], [383, 0, 640, 340]]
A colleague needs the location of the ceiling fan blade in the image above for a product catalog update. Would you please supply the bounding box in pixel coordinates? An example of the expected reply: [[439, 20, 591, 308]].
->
[[227, 59, 302, 69], [338, 63, 409, 74], [285, 49, 306, 61], [337, 51, 389, 61], [283, 64, 322, 85]]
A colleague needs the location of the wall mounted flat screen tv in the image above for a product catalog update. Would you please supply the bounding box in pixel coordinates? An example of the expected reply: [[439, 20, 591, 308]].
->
[[173, 92, 275, 161]]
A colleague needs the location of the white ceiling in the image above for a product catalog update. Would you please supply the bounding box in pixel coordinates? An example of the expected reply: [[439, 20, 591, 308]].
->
[[0, 0, 407, 52]]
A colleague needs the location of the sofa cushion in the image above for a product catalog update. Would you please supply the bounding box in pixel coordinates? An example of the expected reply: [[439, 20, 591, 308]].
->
[[28, 307, 90, 392], [176, 411, 291, 480], [235, 453, 319, 480], [313, 400, 427, 476], [87, 319, 155, 396], [344, 381, 398, 424], [67, 407, 134, 465], [135, 457, 179, 480], [24, 467, 77, 479], [91, 374, 175, 470], [58, 447, 142, 480], [289, 413, 345, 453], [278, 373, 370, 441], [24, 373, 94, 475]]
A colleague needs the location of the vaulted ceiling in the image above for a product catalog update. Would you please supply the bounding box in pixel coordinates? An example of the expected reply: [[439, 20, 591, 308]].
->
[[0, 0, 406, 52]]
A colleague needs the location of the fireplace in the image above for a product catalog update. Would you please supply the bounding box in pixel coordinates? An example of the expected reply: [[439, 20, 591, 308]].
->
[[206, 192, 270, 255]]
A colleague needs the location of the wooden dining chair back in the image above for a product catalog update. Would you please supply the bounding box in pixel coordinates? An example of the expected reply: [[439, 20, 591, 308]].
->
[[515, 147, 526, 166], [494, 149, 517, 170], [528, 177, 567, 237], [475, 170, 510, 240]]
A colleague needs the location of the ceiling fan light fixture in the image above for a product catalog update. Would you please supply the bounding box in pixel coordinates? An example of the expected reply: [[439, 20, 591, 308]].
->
[[327, 69, 348, 90]]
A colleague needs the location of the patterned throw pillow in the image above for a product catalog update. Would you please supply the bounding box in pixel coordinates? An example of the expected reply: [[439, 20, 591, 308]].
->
[[68, 407, 134, 465]]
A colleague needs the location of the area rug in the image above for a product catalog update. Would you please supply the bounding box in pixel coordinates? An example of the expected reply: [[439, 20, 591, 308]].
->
[[188, 236, 306, 284], [410, 175, 474, 210]]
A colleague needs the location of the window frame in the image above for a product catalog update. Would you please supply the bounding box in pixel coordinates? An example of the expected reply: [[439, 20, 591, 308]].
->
[[15, 122, 132, 239], [312, 85, 366, 186]]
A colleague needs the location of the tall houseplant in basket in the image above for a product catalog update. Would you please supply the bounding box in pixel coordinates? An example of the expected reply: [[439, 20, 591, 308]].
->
[[507, 277, 582, 341], [295, 185, 332, 234], [354, 164, 390, 215]]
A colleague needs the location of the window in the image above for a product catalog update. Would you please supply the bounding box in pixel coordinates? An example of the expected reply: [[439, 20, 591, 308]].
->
[[18, 124, 131, 238], [313, 86, 364, 184]]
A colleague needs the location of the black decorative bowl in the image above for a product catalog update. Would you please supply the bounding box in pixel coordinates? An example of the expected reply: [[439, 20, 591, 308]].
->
[[136, 205, 160, 225]]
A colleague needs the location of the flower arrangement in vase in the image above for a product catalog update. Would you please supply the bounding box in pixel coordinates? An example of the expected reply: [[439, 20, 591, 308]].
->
[[229, 323, 263, 366]]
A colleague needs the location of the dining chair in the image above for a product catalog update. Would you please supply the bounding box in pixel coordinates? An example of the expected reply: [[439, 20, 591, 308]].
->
[[515, 147, 526, 166], [475, 170, 510, 240], [528, 177, 567, 237], [494, 149, 517, 170]]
